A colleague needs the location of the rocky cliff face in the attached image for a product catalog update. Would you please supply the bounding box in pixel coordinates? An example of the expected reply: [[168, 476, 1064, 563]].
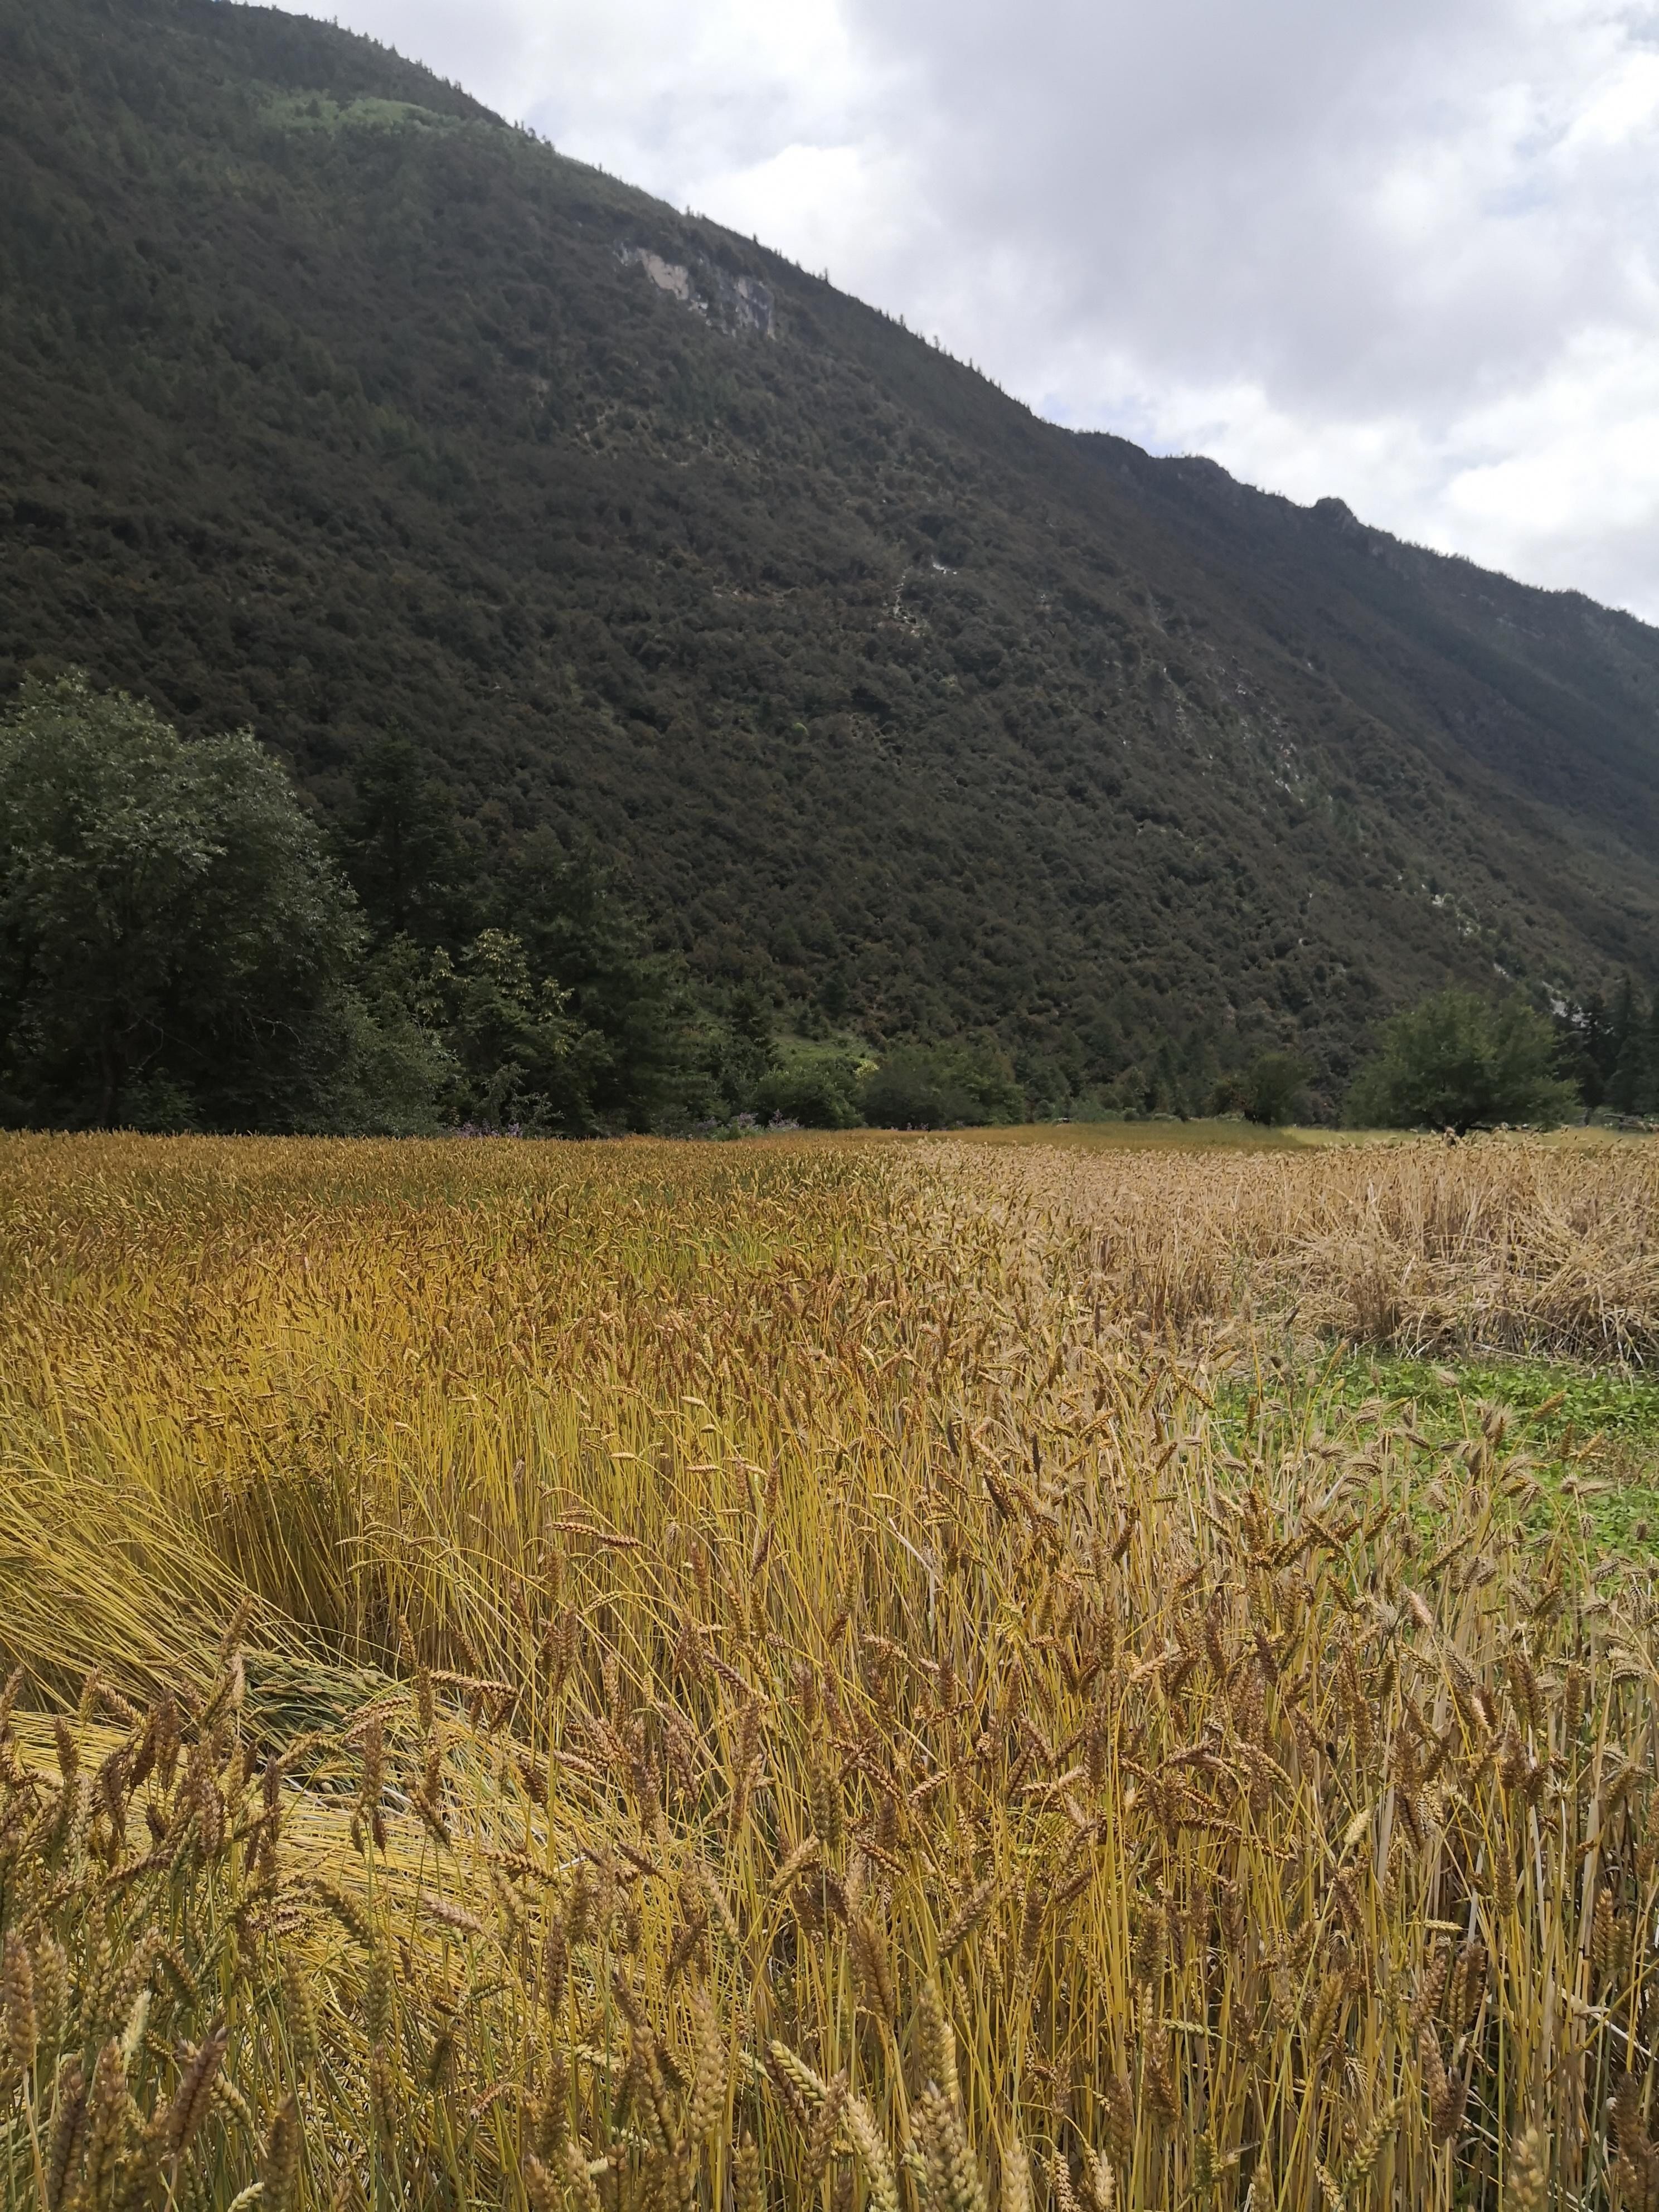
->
[[622, 246, 775, 337]]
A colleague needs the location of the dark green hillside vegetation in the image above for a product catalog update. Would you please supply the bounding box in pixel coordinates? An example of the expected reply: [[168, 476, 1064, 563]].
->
[[3, 0, 1659, 1119]]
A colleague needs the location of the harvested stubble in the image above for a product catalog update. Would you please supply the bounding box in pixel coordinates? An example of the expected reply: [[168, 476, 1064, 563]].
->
[[0, 1131, 1656, 2211], [973, 1133, 1659, 1360]]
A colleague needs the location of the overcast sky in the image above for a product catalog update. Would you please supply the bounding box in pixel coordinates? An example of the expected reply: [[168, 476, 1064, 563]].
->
[[281, 0, 1659, 620]]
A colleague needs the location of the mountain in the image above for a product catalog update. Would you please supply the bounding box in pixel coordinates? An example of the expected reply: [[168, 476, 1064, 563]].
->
[[4, 0, 1659, 1113]]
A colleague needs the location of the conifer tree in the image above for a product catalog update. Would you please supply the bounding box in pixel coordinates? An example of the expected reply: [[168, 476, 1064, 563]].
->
[[1607, 976, 1646, 1114]]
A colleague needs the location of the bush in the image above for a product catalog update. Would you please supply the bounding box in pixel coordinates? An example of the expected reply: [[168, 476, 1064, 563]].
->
[[860, 1038, 1024, 1128], [860, 1055, 955, 1129], [753, 1045, 864, 1129], [1345, 988, 1578, 1132]]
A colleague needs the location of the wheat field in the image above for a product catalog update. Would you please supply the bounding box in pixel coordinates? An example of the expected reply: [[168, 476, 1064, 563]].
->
[[1, 1131, 1657, 2211]]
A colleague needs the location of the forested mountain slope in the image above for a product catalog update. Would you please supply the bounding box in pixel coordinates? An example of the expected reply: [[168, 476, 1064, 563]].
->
[[4, 0, 1659, 1106]]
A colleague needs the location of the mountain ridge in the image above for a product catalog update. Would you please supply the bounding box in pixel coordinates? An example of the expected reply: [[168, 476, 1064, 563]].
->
[[3, 0, 1658, 1113]]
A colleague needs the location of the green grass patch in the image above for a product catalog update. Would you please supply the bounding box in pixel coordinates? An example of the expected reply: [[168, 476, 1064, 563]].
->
[[1212, 1347, 1659, 1555], [1341, 1354, 1659, 1553], [264, 93, 462, 134], [1330, 1353, 1659, 1453]]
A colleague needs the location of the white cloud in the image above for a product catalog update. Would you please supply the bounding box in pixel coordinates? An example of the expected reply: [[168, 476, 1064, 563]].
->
[[271, 0, 1659, 618]]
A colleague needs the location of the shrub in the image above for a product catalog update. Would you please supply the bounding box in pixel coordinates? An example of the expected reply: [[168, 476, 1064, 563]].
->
[[861, 1037, 1023, 1129], [753, 1044, 864, 1128]]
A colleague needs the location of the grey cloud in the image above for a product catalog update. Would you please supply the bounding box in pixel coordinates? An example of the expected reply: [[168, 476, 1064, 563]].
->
[[847, 0, 1637, 399]]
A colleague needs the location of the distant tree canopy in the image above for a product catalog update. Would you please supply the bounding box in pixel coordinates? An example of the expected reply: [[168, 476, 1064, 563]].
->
[[1344, 988, 1578, 1133], [0, 675, 365, 1130]]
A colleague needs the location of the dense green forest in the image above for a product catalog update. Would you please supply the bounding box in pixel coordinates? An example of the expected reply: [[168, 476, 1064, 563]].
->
[[4, 0, 1659, 1123]]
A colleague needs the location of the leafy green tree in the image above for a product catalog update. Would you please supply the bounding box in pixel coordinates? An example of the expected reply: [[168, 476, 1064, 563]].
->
[[1345, 988, 1578, 1132], [707, 985, 777, 1114], [431, 927, 601, 1131], [754, 1042, 864, 1128], [858, 1055, 952, 1129], [493, 832, 705, 1131], [1557, 987, 1612, 1110], [936, 1037, 1025, 1123], [0, 674, 367, 1129], [329, 937, 454, 1134], [1242, 1051, 1307, 1126], [338, 756, 702, 1132], [1147, 1037, 1190, 1118]]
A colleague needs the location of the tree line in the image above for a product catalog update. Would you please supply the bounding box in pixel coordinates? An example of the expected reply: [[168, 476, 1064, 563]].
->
[[0, 676, 1025, 1134], [0, 676, 1642, 1137]]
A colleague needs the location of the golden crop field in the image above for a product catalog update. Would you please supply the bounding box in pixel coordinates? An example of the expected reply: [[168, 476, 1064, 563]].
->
[[2, 1130, 1658, 2211]]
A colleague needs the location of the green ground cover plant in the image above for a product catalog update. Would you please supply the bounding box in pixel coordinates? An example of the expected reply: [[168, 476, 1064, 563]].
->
[[1325, 1354, 1659, 1554]]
